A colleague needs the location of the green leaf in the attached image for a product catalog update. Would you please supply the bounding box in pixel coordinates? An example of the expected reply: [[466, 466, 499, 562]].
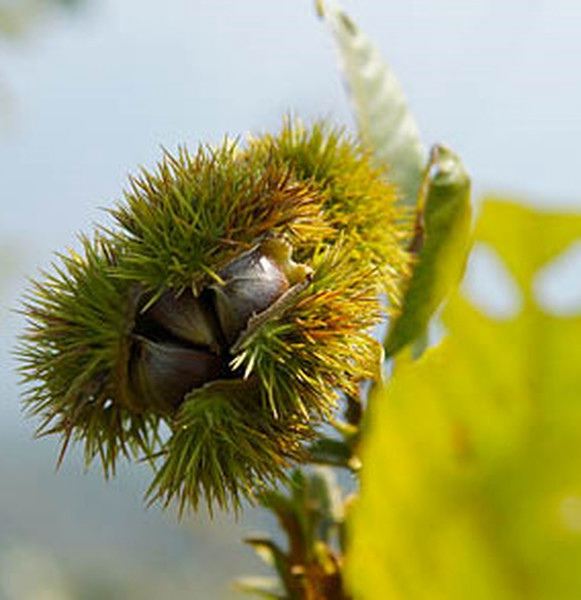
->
[[235, 576, 285, 599], [243, 538, 295, 596], [242, 469, 346, 599], [317, 0, 425, 206], [384, 145, 472, 357], [348, 199, 581, 599], [244, 537, 288, 569], [307, 437, 352, 469], [306, 468, 345, 542]]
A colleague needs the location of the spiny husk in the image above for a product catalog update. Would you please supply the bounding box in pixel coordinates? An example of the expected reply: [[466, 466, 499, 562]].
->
[[18, 235, 160, 475], [147, 379, 312, 516], [109, 143, 333, 295], [231, 241, 383, 421], [19, 119, 409, 513], [247, 119, 412, 303]]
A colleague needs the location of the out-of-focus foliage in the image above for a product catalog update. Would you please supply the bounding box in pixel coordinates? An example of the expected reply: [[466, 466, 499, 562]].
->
[[384, 145, 472, 357], [0, 0, 80, 38], [348, 199, 581, 599], [238, 469, 349, 600], [0, 0, 83, 125], [316, 0, 425, 207]]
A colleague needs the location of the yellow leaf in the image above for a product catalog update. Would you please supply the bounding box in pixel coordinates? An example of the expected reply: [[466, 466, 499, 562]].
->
[[348, 199, 581, 599]]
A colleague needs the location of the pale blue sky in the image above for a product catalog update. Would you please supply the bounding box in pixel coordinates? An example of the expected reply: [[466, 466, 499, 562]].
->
[[1, 0, 581, 462], [0, 3, 580, 596], [2, 0, 581, 422]]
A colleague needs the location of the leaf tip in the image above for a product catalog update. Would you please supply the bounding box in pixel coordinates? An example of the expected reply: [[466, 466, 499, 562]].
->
[[315, 0, 325, 18]]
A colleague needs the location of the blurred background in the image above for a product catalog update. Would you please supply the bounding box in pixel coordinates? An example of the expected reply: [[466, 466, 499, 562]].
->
[[1, 0, 581, 598]]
